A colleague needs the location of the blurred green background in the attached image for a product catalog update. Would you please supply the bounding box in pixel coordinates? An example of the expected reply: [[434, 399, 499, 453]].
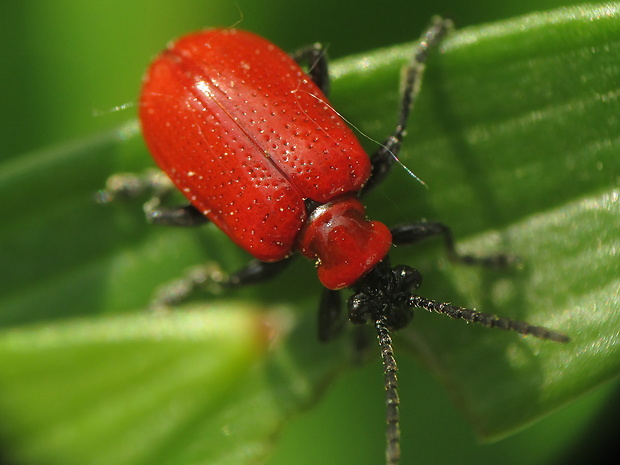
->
[[1, 1, 619, 465]]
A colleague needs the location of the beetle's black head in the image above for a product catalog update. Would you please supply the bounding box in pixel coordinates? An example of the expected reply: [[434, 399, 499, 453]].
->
[[348, 256, 421, 331]]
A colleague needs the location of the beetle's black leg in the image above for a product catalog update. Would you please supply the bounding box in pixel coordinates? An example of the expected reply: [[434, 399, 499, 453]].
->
[[317, 288, 344, 342], [364, 17, 453, 194], [291, 43, 330, 96], [391, 221, 517, 268], [151, 257, 293, 312], [224, 257, 294, 288], [96, 169, 173, 204], [145, 201, 209, 227], [97, 169, 210, 226], [150, 263, 226, 312]]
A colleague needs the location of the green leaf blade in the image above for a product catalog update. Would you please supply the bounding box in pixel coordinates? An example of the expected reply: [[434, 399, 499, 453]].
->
[[1, 4, 619, 464]]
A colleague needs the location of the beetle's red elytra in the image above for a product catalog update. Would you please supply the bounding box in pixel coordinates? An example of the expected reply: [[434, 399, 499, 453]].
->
[[100, 18, 569, 465]]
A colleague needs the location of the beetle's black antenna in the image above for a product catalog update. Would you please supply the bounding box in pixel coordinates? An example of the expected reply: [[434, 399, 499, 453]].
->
[[375, 314, 401, 465], [409, 295, 571, 343]]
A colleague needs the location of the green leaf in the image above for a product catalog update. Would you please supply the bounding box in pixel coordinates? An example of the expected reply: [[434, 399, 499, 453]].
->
[[0, 307, 348, 465], [1, 4, 619, 465]]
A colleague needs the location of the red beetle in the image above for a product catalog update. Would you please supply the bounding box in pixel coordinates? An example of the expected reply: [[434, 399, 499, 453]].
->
[[140, 28, 391, 290], [101, 18, 568, 465]]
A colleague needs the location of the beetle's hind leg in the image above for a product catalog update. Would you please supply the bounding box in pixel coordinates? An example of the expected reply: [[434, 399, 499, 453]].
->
[[364, 17, 453, 194], [291, 43, 330, 96], [96, 168, 209, 227], [96, 168, 172, 205]]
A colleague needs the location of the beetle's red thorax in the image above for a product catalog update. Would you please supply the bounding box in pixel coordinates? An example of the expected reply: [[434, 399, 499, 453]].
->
[[296, 195, 392, 289], [140, 29, 372, 262]]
